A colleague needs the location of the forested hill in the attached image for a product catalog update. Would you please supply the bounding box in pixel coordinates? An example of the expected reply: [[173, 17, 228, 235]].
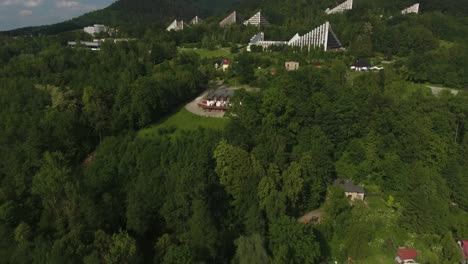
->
[[2, 0, 468, 262], [2, 0, 244, 36], [4, 0, 468, 36]]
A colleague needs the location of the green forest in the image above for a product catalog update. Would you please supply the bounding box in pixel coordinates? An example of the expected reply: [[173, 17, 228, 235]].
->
[[1, 0, 468, 263]]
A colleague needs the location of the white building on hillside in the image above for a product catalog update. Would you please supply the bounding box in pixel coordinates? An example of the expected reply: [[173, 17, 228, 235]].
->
[[247, 32, 287, 51], [288, 21, 342, 51], [402, 3, 420, 14], [325, 0, 353, 15], [243, 11, 270, 27], [285, 61, 300, 71], [84, 25, 107, 35], [220, 11, 241, 27], [248, 21, 342, 52], [190, 16, 203, 25], [167, 20, 185, 31]]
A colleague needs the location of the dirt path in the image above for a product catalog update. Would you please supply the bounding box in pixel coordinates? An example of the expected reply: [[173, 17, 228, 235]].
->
[[297, 209, 323, 224], [427, 86, 460, 96]]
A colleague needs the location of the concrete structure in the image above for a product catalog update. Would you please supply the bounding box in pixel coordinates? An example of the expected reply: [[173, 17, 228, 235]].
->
[[402, 3, 420, 15], [288, 21, 342, 51], [247, 32, 287, 51], [67, 38, 133, 51], [166, 20, 185, 31], [84, 24, 107, 35], [325, 0, 353, 15], [190, 16, 203, 25], [243, 11, 270, 27], [68, 41, 101, 51], [247, 21, 342, 52], [220, 11, 241, 27], [285, 61, 299, 71], [333, 179, 365, 201], [395, 248, 419, 264]]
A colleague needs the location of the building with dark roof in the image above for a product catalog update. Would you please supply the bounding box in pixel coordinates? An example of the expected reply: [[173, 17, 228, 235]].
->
[[351, 59, 371, 71], [333, 179, 365, 201]]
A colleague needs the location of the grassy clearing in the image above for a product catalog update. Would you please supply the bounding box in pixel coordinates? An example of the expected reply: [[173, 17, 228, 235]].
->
[[137, 107, 230, 140], [422, 82, 460, 90], [439, 40, 456, 49], [366, 195, 388, 210], [179, 47, 231, 59]]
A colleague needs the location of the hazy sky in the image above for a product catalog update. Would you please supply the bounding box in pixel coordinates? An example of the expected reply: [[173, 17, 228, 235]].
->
[[0, 0, 114, 31]]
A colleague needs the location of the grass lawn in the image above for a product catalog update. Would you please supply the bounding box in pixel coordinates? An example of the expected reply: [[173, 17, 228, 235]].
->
[[137, 107, 230, 140], [179, 47, 231, 59], [366, 195, 388, 210]]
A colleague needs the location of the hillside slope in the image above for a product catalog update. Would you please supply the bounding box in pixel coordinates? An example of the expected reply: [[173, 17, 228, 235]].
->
[[3, 0, 468, 36], [2, 0, 246, 35]]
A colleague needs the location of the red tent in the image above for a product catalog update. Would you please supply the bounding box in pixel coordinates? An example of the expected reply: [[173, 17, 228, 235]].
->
[[398, 248, 418, 260]]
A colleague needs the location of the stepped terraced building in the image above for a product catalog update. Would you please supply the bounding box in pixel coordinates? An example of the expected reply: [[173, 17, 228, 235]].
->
[[248, 21, 342, 52], [190, 16, 203, 25], [402, 3, 420, 14], [166, 20, 185, 31], [219, 11, 242, 27], [325, 0, 353, 15], [243, 11, 270, 27]]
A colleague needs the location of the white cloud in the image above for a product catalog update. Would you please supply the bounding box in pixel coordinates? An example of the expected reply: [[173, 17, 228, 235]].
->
[[56, 0, 80, 8], [55, 0, 98, 10], [18, 9, 32, 16], [0, 0, 21, 6], [0, 0, 42, 7], [24, 0, 42, 7]]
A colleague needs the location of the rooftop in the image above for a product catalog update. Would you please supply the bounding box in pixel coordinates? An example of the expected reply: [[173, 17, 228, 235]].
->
[[206, 88, 235, 99], [333, 179, 365, 193], [398, 248, 418, 260], [352, 59, 371, 68]]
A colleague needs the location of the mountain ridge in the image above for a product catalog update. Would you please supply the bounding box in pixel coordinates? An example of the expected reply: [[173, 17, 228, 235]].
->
[[2, 0, 468, 36]]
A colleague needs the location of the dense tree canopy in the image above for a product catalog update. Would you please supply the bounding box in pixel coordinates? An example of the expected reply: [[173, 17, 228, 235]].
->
[[0, 0, 468, 263]]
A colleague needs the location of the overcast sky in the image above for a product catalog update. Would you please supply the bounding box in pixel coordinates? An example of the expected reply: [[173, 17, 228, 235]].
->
[[0, 0, 114, 31]]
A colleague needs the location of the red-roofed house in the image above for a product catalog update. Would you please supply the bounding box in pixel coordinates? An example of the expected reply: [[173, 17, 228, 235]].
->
[[221, 60, 231, 71], [395, 248, 419, 264], [458, 240, 468, 263]]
